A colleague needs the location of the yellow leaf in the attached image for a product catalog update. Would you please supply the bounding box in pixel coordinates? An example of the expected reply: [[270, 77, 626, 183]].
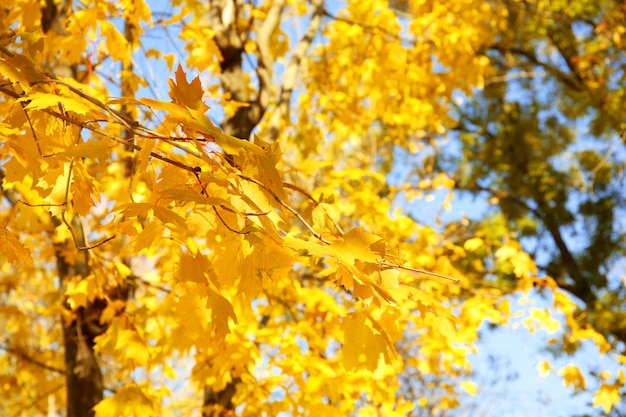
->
[[463, 237, 483, 252], [496, 243, 537, 278], [206, 289, 237, 340], [523, 308, 561, 334], [119, 203, 187, 231], [57, 140, 111, 159], [115, 328, 150, 367], [168, 64, 209, 113], [330, 227, 383, 265], [93, 383, 155, 417], [0, 226, 33, 270], [94, 317, 150, 367], [435, 314, 457, 339], [101, 21, 130, 63], [432, 173, 455, 188], [536, 359, 554, 377], [70, 161, 101, 216], [19, 92, 94, 115], [460, 380, 477, 396], [592, 383, 620, 413], [558, 364, 586, 392], [0, 56, 32, 93], [65, 276, 99, 310], [132, 221, 164, 252], [553, 290, 577, 314], [571, 325, 611, 354], [343, 312, 390, 371]]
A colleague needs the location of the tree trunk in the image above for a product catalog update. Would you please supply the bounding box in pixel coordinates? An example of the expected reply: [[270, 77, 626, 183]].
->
[[62, 312, 104, 417], [56, 215, 103, 417]]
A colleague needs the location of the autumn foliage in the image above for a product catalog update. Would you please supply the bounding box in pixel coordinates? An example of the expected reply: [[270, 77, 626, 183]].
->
[[1, 1, 625, 416]]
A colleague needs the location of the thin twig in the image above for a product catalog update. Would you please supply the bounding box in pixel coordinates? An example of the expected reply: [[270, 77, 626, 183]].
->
[[237, 173, 330, 244], [21, 107, 44, 156], [321, 7, 421, 45], [219, 204, 270, 217], [378, 261, 461, 283], [19, 200, 65, 207], [213, 206, 251, 235], [283, 182, 318, 204], [0, 343, 65, 374], [30, 79, 138, 131], [11, 383, 65, 417], [1, 77, 331, 245]]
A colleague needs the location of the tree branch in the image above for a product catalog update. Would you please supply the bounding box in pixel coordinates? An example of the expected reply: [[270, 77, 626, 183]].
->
[[1, 343, 65, 375], [489, 44, 583, 91], [455, 183, 594, 302], [265, 0, 324, 142], [255, 0, 286, 117]]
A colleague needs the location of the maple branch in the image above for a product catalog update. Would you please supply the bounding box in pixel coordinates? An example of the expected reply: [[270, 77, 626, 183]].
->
[[320, 7, 421, 45], [283, 182, 319, 205], [218, 204, 270, 217], [501, 0, 596, 27], [484, 69, 546, 86], [11, 383, 65, 417], [18, 200, 65, 208], [255, 0, 285, 120], [455, 183, 593, 299], [136, 276, 171, 293], [2, 78, 175, 145], [265, 0, 324, 141], [21, 106, 45, 156], [0, 77, 330, 248], [489, 45, 583, 91], [0, 76, 209, 160], [378, 261, 461, 283], [58, 158, 116, 251], [237, 173, 330, 244], [30, 79, 139, 131], [0, 343, 65, 375], [41, 108, 201, 174], [213, 206, 251, 235]]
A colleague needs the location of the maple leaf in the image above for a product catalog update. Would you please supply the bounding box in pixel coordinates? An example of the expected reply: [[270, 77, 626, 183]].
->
[[558, 364, 586, 393], [168, 64, 209, 113], [523, 308, 561, 334], [535, 360, 554, 377], [93, 383, 156, 417], [2, 1, 624, 416], [0, 226, 33, 271], [330, 227, 383, 265], [460, 380, 478, 396], [65, 275, 99, 310], [592, 383, 620, 413], [19, 92, 95, 116], [343, 312, 391, 371]]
